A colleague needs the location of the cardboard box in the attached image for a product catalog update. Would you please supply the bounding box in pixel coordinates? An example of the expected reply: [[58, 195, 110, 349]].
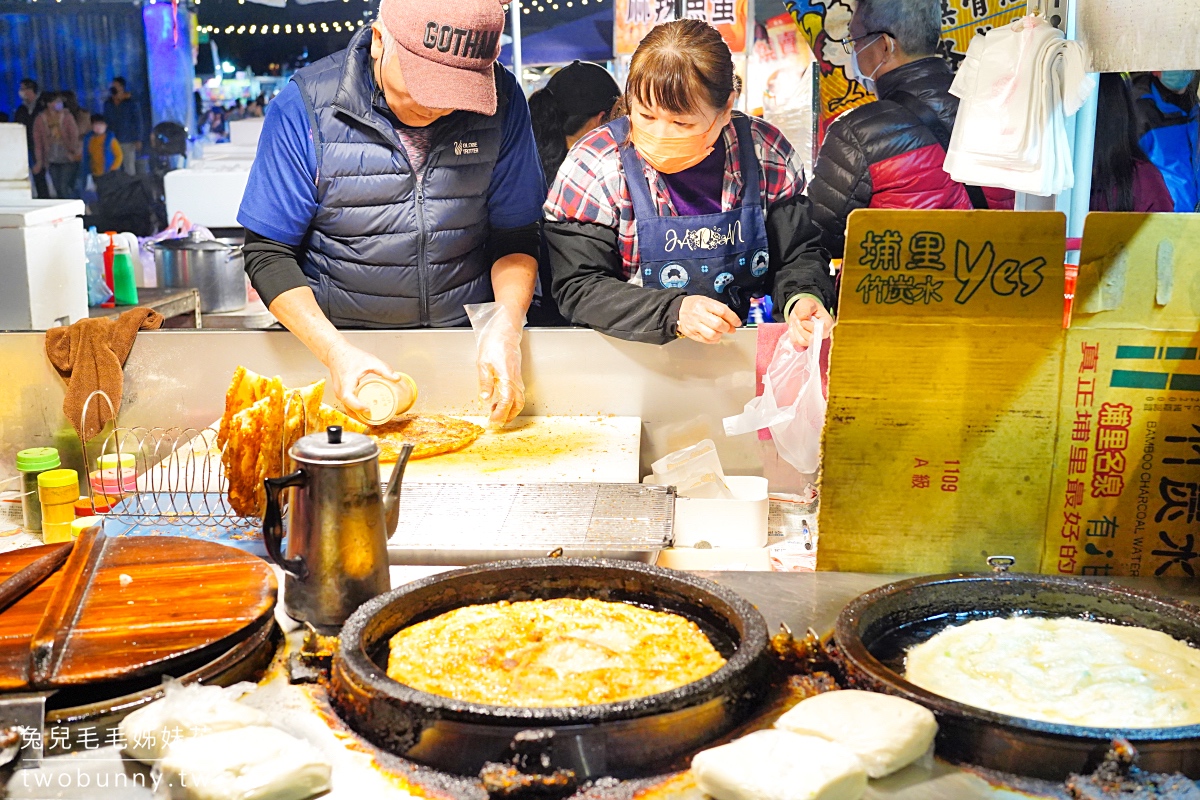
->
[[818, 210, 1067, 574], [1043, 213, 1200, 579], [819, 210, 1200, 577]]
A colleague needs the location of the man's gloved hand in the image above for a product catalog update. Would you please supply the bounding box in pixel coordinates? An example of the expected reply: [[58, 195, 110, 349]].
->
[[466, 302, 525, 428], [323, 339, 401, 418], [786, 295, 835, 348]]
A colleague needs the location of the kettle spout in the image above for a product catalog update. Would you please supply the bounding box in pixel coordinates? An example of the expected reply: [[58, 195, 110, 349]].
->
[[383, 443, 414, 537]]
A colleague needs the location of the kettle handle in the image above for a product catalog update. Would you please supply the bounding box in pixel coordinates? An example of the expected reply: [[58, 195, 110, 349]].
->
[[263, 470, 309, 580]]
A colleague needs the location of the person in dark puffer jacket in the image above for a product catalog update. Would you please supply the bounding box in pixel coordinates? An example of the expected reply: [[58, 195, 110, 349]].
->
[[807, 0, 1010, 258], [236, 0, 545, 424]]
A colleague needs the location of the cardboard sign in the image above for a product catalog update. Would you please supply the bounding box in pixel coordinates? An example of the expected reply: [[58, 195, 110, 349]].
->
[[819, 210, 1067, 574], [1043, 213, 1200, 579]]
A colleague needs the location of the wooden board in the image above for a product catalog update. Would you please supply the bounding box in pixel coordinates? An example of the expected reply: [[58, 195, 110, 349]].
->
[[0, 530, 276, 690], [391, 416, 642, 484]]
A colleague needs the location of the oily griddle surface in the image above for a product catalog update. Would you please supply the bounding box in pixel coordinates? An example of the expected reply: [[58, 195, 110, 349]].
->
[[0, 532, 276, 690]]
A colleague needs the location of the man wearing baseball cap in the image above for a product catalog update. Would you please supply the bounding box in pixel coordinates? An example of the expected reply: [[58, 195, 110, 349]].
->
[[237, 0, 544, 426]]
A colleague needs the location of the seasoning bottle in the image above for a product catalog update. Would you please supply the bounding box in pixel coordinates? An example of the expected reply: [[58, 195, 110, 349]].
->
[[38, 468, 80, 544], [16, 447, 61, 534], [90, 452, 137, 496], [353, 373, 418, 426], [111, 239, 139, 306]]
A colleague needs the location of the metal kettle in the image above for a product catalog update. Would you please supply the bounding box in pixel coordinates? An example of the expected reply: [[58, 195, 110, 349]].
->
[[262, 425, 413, 632]]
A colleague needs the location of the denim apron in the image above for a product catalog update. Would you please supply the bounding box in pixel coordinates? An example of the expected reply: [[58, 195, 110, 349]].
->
[[612, 114, 771, 318]]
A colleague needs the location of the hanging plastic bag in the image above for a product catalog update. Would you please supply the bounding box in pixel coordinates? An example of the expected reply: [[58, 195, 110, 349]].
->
[[83, 227, 113, 306], [723, 321, 826, 474]]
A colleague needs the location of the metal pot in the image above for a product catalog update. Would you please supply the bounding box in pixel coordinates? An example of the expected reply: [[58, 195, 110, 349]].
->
[[152, 230, 246, 313], [331, 558, 772, 779]]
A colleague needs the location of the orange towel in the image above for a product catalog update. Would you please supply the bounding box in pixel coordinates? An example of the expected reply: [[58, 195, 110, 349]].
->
[[45, 309, 164, 441]]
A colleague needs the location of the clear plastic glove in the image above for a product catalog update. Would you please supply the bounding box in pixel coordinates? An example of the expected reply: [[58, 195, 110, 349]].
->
[[466, 302, 525, 428], [324, 339, 401, 417], [787, 296, 835, 348], [678, 296, 741, 344]]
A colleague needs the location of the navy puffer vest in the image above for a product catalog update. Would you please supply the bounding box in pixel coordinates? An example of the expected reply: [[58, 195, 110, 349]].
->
[[291, 27, 505, 328]]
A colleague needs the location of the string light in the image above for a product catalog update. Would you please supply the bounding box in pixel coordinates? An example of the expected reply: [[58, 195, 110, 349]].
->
[[249, 24, 256, 33]]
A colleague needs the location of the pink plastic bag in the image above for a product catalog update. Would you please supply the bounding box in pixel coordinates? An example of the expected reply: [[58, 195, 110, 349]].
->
[[723, 321, 827, 474]]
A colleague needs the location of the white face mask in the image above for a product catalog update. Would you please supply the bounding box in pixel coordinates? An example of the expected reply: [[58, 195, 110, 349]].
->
[[849, 35, 887, 96]]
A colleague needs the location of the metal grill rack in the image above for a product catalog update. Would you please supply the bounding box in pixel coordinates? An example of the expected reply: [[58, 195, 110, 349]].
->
[[387, 482, 676, 565], [77, 390, 306, 532]]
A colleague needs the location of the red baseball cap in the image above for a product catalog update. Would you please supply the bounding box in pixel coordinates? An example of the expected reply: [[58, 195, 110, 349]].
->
[[378, 0, 505, 116]]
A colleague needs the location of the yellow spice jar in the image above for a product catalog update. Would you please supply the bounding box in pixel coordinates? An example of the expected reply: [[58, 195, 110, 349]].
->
[[39, 468, 80, 543]]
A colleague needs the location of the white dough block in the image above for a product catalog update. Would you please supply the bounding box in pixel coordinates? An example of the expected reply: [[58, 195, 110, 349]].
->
[[159, 726, 332, 800], [120, 681, 270, 763], [691, 729, 867, 800], [774, 690, 938, 778]]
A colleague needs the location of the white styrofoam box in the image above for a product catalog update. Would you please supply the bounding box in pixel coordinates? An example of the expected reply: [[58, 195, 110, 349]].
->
[[672, 475, 770, 548], [0, 182, 33, 203], [0, 199, 87, 330], [193, 143, 260, 162], [165, 168, 251, 229], [229, 117, 265, 147], [0, 123, 29, 182]]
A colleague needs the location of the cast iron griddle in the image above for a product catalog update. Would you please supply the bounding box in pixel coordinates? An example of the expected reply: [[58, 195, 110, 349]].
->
[[331, 558, 771, 779], [833, 571, 1200, 780]]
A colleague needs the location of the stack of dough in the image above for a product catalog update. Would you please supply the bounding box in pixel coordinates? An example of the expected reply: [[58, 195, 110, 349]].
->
[[691, 689, 938, 800], [774, 690, 938, 778], [692, 730, 866, 800]]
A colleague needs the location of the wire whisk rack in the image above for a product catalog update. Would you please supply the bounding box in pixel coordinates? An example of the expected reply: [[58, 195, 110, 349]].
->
[[77, 389, 311, 529]]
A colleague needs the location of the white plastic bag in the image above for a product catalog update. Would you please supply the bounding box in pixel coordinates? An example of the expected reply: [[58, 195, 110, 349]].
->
[[723, 321, 826, 474], [120, 679, 268, 764], [649, 439, 734, 500]]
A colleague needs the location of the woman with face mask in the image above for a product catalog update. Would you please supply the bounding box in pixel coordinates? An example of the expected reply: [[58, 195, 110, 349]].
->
[[31, 92, 82, 199], [543, 19, 834, 347]]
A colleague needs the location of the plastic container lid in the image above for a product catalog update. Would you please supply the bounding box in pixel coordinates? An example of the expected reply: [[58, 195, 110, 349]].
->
[[98, 453, 136, 470], [75, 495, 118, 515], [38, 468, 79, 490], [17, 447, 60, 472], [90, 467, 137, 493]]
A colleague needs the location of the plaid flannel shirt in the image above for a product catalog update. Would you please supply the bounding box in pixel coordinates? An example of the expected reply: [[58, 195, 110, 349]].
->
[[543, 114, 807, 282]]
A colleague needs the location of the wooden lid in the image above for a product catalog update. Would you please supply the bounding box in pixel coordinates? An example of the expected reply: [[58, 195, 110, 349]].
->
[[0, 530, 277, 691]]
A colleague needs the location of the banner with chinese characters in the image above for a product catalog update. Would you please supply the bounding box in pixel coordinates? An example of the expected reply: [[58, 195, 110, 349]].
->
[[1045, 213, 1200, 579], [781, 0, 1028, 145], [614, 0, 674, 55], [614, 0, 747, 56], [680, 0, 749, 54], [819, 209, 1068, 574]]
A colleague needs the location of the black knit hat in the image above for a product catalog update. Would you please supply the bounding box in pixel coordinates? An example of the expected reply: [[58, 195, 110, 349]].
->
[[545, 60, 621, 118]]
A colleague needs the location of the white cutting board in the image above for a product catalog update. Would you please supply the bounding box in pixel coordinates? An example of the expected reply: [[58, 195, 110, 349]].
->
[[386, 416, 641, 484]]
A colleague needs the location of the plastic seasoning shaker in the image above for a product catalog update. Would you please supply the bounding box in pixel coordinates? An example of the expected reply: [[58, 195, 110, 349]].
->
[[353, 373, 418, 425], [97, 453, 136, 471], [111, 238, 139, 306], [16, 447, 61, 534], [38, 468, 80, 544]]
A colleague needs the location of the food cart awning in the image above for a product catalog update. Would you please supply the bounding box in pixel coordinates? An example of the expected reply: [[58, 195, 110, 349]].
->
[[498, 8, 612, 68]]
